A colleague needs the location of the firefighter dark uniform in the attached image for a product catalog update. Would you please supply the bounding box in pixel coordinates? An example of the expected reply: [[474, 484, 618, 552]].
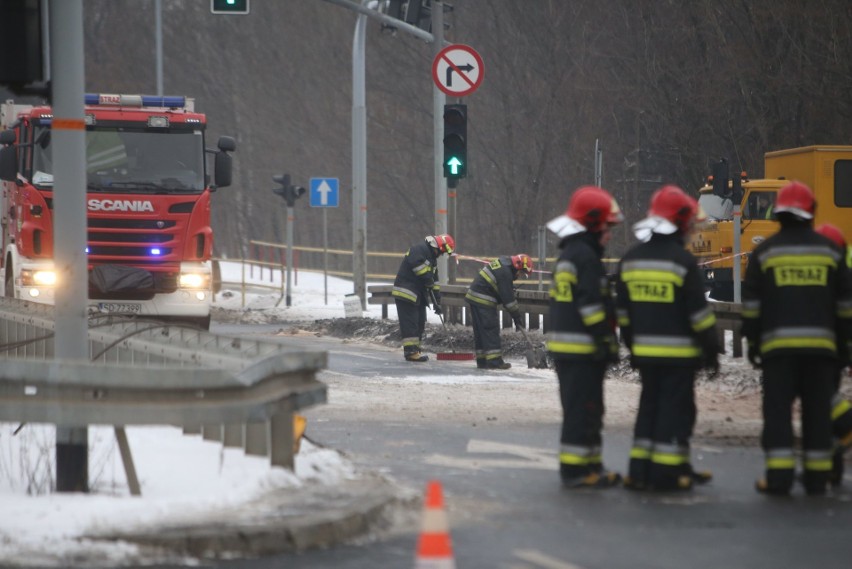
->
[[615, 186, 718, 492], [742, 182, 852, 496], [545, 186, 624, 488], [465, 255, 529, 370], [392, 235, 453, 362], [813, 223, 852, 486]]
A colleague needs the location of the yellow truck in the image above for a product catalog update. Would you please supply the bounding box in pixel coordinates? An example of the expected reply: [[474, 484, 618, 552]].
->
[[689, 145, 852, 300]]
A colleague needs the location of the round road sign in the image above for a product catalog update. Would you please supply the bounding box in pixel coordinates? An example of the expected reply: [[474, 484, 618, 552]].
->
[[432, 44, 484, 98]]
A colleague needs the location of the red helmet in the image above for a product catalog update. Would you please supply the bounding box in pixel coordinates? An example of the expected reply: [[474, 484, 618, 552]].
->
[[511, 254, 534, 276], [566, 186, 624, 232], [426, 234, 455, 254], [648, 185, 704, 233], [774, 181, 815, 220], [816, 223, 847, 249]]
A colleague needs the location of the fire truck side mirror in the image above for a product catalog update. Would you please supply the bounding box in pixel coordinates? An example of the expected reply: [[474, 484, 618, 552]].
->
[[213, 136, 236, 189], [0, 147, 16, 182]]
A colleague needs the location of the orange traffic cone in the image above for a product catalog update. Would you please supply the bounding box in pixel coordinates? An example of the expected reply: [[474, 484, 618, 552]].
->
[[414, 480, 456, 569]]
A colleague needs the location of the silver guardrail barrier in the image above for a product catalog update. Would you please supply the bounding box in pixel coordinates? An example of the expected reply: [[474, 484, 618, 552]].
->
[[368, 286, 744, 357], [0, 297, 327, 492]]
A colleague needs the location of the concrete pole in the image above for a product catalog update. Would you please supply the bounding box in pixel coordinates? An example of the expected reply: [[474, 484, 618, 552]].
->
[[352, 5, 368, 308], [432, 1, 448, 281], [155, 0, 163, 96], [50, 0, 90, 493], [286, 204, 295, 307]]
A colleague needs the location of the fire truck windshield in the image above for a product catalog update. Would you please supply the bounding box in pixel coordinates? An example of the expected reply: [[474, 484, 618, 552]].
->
[[31, 126, 205, 192]]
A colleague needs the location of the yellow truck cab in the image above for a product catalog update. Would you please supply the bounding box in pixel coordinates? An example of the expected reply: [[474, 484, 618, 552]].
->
[[689, 145, 852, 300]]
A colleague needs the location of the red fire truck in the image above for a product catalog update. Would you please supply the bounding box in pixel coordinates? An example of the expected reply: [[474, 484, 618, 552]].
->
[[0, 93, 234, 329]]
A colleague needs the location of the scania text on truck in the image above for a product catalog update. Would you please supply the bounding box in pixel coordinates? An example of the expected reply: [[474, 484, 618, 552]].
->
[[0, 93, 235, 329], [689, 145, 852, 300]]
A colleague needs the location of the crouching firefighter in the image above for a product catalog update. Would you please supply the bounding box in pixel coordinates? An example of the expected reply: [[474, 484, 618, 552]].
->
[[742, 182, 852, 496], [392, 234, 455, 362], [546, 186, 624, 488], [465, 254, 534, 370], [615, 185, 719, 492]]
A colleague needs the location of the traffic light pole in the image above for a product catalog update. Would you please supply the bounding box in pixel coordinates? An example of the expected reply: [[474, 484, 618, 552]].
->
[[432, 1, 448, 282], [286, 203, 295, 307], [351, 5, 368, 309], [50, 0, 90, 493]]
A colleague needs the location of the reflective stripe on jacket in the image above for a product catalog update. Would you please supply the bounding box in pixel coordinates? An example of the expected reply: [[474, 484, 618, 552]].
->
[[464, 256, 519, 312], [615, 233, 717, 366], [392, 240, 439, 305], [546, 232, 616, 361], [741, 226, 852, 361]]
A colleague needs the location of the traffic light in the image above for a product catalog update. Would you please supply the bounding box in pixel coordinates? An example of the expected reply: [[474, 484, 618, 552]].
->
[[272, 174, 305, 207], [711, 158, 729, 198], [443, 104, 467, 180], [210, 0, 249, 14]]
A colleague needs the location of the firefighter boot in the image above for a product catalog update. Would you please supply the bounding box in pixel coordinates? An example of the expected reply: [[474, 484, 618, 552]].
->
[[755, 478, 792, 496], [687, 464, 713, 485], [403, 347, 429, 362], [476, 358, 487, 369], [485, 358, 511, 370], [563, 470, 623, 489]]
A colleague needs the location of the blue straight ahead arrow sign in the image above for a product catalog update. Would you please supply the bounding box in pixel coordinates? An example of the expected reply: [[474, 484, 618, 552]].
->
[[309, 178, 339, 207]]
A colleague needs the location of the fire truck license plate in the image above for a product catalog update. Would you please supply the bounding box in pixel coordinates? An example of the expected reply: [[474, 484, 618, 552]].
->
[[98, 302, 141, 314]]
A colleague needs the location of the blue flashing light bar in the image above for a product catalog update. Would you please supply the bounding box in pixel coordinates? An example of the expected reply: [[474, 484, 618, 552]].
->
[[150, 248, 162, 256], [84, 94, 186, 108]]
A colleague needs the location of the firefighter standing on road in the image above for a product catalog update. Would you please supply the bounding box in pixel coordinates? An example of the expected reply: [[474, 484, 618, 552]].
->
[[546, 186, 624, 488], [465, 254, 534, 370], [392, 234, 455, 362], [615, 185, 719, 492], [813, 222, 852, 486], [742, 182, 852, 496]]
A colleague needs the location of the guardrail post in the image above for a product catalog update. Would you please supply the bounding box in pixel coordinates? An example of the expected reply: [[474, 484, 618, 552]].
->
[[245, 421, 268, 456], [202, 424, 223, 442], [223, 424, 243, 448], [269, 411, 295, 469]]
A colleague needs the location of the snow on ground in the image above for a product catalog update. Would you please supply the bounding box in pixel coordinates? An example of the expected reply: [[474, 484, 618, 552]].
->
[[0, 261, 847, 567], [0, 262, 387, 568]]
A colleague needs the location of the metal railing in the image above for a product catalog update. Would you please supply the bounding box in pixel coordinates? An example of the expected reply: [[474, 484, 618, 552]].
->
[[0, 297, 327, 493], [367, 285, 745, 357]]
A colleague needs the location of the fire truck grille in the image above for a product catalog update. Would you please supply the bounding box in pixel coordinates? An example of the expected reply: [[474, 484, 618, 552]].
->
[[89, 232, 172, 243], [88, 219, 177, 230], [88, 272, 179, 300], [87, 246, 174, 257]]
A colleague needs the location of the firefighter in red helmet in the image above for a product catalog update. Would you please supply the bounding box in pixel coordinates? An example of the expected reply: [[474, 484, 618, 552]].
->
[[814, 222, 852, 487], [465, 254, 534, 370], [615, 185, 719, 492], [742, 182, 852, 495], [392, 234, 455, 362], [546, 186, 624, 488]]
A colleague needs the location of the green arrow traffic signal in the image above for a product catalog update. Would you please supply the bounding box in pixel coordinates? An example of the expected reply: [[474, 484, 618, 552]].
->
[[446, 156, 463, 175], [443, 104, 467, 180]]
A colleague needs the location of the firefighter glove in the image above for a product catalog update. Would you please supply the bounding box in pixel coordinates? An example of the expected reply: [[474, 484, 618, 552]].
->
[[433, 303, 442, 316], [596, 334, 619, 364], [512, 313, 524, 331]]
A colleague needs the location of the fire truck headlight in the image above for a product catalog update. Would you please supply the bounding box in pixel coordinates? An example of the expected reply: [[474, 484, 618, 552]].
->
[[21, 269, 57, 287], [179, 272, 209, 289]]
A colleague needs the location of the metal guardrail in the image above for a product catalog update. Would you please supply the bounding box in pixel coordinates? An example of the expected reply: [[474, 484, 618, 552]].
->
[[0, 297, 327, 479], [367, 286, 745, 357]]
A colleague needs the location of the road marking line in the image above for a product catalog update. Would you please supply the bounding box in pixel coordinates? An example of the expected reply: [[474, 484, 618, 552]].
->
[[513, 549, 587, 569]]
